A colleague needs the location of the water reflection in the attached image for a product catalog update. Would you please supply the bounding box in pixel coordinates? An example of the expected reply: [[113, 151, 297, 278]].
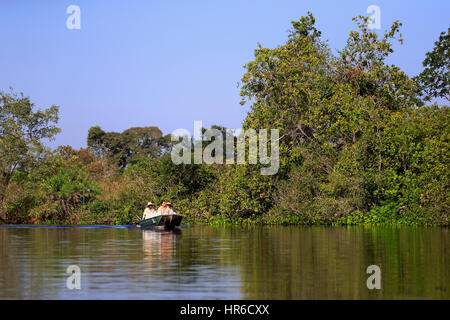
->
[[0, 225, 448, 299], [235, 226, 449, 299], [142, 230, 179, 265]]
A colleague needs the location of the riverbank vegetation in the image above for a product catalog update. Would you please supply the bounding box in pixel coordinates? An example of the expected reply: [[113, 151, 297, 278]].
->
[[1, 14, 448, 226]]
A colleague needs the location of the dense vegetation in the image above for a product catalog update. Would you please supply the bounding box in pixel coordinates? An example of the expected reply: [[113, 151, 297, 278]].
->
[[0, 15, 448, 226]]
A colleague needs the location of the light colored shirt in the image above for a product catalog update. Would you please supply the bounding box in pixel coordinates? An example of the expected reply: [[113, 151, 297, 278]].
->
[[142, 208, 157, 220], [157, 206, 171, 215]]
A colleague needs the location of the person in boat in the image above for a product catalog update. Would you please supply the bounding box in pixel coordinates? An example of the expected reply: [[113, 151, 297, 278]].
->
[[142, 202, 157, 220], [167, 202, 176, 215], [157, 200, 171, 215]]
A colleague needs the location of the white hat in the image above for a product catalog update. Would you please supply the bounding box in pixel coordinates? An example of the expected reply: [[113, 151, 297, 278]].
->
[[147, 202, 153, 206]]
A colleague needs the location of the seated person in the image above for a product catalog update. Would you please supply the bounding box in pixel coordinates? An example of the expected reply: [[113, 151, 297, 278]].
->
[[142, 202, 157, 220], [167, 202, 176, 215], [157, 200, 171, 215]]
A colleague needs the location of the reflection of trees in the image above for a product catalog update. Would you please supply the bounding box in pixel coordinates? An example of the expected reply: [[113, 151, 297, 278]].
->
[[0, 229, 25, 298], [0, 227, 86, 299], [236, 226, 449, 299], [0, 227, 143, 299], [0, 226, 448, 299], [145, 226, 239, 288]]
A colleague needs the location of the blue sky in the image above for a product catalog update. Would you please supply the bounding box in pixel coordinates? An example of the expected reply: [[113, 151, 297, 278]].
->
[[0, 0, 448, 149]]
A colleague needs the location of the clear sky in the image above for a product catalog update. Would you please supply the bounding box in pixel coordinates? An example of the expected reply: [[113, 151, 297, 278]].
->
[[1, 0, 448, 149]]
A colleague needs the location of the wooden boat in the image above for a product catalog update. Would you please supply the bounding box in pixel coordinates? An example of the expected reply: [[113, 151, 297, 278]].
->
[[138, 214, 182, 230]]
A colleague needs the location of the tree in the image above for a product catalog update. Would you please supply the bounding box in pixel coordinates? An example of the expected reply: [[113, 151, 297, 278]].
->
[[38, 157, 101, 222], [86, 126, 106, 157], [239, 13, 443, 224], [240, 13, 332, 158], [416, 28, 450, 102], [87, 125, 172, 168], [0, 89, 60, 221]]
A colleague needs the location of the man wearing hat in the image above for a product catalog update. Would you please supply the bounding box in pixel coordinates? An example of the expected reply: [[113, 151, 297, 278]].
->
[[157, 200, 171, 215], [167, 202, 176, 215], [142, 202, 157, 220]]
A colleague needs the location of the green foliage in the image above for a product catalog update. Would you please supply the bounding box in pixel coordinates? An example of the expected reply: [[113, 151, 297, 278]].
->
[[204, 165, 274, 219], [28, 153, 101, 223], [416, 28, 449, 101], [127, 153, 216, 200], [0, 89, 60, 222], [87, 125, 172, 168], [1, 14, 448, 226], [238, 14, 448, 226]]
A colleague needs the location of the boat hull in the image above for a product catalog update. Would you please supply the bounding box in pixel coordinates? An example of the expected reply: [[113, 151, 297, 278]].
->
[[139, 214, 182, 230]]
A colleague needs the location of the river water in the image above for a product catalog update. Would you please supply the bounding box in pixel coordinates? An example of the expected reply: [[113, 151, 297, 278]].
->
[[0, 225, 448, 299]]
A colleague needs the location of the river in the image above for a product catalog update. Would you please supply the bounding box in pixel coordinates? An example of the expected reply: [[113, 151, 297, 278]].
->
[[0, 225, 448, 299]]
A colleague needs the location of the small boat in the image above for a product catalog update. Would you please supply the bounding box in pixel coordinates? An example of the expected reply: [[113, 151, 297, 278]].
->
[[138, 214, 182, 231]]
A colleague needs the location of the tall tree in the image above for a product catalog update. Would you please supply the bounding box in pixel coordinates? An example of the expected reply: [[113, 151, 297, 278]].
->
[[416, 28, 450, 102], [0, 89, 60, 220], [87, 125, 172, 168], [239, 13, 434, 223], [240, 12, 333, 168]]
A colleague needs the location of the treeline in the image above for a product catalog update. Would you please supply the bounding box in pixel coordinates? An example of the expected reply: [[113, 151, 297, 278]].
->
[[0, 14, 448, 225]]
